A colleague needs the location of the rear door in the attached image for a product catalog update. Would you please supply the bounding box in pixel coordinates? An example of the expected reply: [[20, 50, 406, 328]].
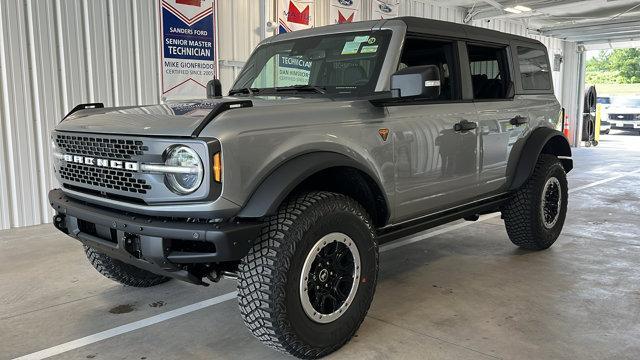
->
[[465, 42, 529, 194], [389, 37, 480, 222]]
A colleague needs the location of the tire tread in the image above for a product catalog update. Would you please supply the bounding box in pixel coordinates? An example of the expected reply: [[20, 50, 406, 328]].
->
[[84, 246, 170, 287], [502, 154, 567, 250], [237, 191, 376, 359]]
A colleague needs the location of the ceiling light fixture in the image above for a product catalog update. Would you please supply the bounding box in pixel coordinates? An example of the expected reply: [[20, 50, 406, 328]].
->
[[504, 7, 522, 14], [513, 5, 532, 12]]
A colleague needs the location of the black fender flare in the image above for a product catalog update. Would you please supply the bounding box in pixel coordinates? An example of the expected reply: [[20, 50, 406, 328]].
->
[[509, 127, 573, 191], [237, 152, 386, 219]]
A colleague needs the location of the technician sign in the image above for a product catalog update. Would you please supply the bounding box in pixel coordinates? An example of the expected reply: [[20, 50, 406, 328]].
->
[[160, 0, 218, 100]]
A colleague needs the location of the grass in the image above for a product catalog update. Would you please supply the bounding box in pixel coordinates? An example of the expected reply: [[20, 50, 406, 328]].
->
[[587, 83, 640, 96]]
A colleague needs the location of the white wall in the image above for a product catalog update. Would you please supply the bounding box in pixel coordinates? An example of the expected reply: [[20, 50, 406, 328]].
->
[[0, 0, 573, 229]]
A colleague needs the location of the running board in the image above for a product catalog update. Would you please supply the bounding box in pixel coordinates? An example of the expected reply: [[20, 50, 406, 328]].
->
[[376, 194, 509, 245]]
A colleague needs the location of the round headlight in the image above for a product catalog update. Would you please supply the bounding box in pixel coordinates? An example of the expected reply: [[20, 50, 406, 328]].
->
[[164, 145, 204, 195]]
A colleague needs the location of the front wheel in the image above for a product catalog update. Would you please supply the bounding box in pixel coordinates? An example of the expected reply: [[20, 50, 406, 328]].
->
[[237, 191, 378, 359], [502, 154, 568, 250]]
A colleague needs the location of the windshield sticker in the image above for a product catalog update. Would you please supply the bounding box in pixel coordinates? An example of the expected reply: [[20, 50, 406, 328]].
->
[[341, 35, 371, 54], [341, 41, 362, 55], [277, 55, 311, 86], [360, 45, 378, 53]]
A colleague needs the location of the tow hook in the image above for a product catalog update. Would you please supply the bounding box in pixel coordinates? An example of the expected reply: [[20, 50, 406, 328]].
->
[[207, 270, 222, 283], [53, 214, 68, 233], [207, 270, 238, 283]]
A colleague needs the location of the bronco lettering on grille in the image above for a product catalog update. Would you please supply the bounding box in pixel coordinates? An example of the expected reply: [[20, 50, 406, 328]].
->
[[63, 154, 139, 171]]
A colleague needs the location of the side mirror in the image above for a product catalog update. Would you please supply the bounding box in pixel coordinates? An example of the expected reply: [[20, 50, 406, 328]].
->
[[390, 65, 441, 99], [207, 78, 222, 98]]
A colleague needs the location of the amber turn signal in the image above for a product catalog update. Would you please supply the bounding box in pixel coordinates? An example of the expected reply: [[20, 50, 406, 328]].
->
[[213, 152, 222, 183]]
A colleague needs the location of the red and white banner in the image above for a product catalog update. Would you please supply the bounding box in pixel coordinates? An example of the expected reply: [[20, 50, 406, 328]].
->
[[371, 0, 400, 19], [277, 0, 315, 34], [160, 0, 218, 100], [330, 0, 361, 24]]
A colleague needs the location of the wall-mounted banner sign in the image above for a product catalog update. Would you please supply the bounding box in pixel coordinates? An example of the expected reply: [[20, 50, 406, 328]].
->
[[160, 0, 218, 100], [277, 0, 315, 34], [371, 0, 400, 19], [330, 0, 362, 24]]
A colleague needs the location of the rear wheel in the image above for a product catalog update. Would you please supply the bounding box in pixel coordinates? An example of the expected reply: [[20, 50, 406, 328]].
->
[[84, 246, 170, 287], [237, 191, 378, 359], [502, 154, 568, 250]]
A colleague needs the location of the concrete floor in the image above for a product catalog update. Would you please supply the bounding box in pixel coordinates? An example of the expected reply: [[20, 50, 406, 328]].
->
[[1, 132, 639, 360]]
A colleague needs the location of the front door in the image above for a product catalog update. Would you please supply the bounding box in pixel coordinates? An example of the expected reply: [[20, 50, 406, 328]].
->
[[387, 37, 480, 222], [390, 103, 480, 222]]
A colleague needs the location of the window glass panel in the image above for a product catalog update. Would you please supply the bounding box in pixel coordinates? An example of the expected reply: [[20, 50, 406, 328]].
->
[[398, 38, 457, 100], [467, 44, 511, 100], [517, 46, 551, 90], [232, 31, 391, 96]]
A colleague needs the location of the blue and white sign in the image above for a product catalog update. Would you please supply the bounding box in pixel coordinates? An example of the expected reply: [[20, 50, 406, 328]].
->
[[371, 0, 399, 19], [160, 0, 218, 100]]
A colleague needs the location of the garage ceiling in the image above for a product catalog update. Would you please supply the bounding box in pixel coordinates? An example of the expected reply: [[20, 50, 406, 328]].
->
[[449, 0, 640, 45]]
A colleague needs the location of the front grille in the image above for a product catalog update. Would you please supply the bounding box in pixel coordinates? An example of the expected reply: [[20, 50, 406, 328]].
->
[[55, 134, 148, 160], [609, 114, 637, 121], [59, 163, 151, 194], [53, 131, 212, 203]]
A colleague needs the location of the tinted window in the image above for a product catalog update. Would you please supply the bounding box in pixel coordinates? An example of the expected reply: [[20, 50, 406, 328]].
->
[[467, 44, 511, 100], [398, 38, 457, 100], [517, 46, 551, 90]]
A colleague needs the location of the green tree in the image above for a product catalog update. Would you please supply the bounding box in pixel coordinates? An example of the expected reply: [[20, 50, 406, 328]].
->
[[586, 48, 640, 84]]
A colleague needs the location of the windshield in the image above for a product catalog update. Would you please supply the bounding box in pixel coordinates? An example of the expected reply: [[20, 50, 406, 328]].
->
[[231, 31, 392, 97], [611, 97, 640, 107]]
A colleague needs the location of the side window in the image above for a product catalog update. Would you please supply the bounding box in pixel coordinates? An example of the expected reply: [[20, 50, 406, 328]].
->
[[517, 46, 551, 90], [467, 44, 511, 100], [398, 38, 458, 101]]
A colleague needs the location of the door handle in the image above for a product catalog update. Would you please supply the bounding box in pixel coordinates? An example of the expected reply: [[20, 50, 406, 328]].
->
[[454, 119, 477, 132], [510, 115, 529, 126]]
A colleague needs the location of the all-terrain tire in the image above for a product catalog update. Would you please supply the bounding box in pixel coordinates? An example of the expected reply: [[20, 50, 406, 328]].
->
[[84, 246, 170, 287], [237, 191, 378, 359], [502, 154, 568, 250]]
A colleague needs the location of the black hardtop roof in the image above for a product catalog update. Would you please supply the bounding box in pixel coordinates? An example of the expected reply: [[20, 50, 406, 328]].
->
[[394, 16, 545, 47]]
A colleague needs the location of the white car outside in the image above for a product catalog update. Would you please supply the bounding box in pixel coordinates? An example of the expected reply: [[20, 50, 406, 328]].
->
[[601, 96, 640, 133]]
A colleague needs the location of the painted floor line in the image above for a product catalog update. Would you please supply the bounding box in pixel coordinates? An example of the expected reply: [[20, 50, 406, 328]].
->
[[12, 292, 237, 360], [568, 168, 640, 193], [12, 167, 640, 360]]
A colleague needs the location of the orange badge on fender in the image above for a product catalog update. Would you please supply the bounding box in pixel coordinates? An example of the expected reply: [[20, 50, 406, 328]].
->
[[378, 128, 389, 141]]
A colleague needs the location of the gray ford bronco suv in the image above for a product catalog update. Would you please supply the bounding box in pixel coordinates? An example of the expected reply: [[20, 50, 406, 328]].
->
[[50, 17, 572, 359]]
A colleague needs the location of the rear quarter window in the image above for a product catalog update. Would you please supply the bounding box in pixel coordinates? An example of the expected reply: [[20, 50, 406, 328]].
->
[[517, 46, 551, 91]]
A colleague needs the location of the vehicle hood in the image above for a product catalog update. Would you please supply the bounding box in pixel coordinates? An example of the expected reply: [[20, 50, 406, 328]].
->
[[56, 96, 331, 137], [605, 107, 640, 114]]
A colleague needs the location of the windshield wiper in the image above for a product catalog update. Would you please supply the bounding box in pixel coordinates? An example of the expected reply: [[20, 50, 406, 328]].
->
[[274, 85, 327, 94], [228, 87, 259, 96]]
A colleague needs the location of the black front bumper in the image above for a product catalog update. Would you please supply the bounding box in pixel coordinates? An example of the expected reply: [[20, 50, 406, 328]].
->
[[49, 189, 262, 284]]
